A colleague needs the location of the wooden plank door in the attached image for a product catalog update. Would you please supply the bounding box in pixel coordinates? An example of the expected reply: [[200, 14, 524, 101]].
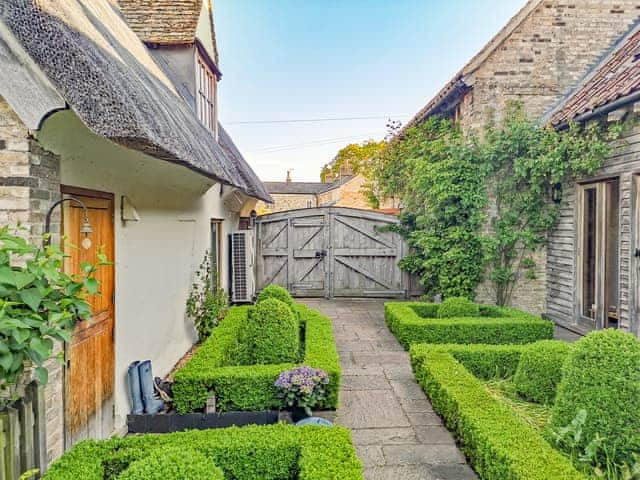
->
[[256, 210, 329, 297], [61, 188, 115, 448], [330, 209, 405, 298]]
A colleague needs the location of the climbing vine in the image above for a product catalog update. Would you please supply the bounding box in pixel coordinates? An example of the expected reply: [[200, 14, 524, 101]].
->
[[372, 103, 624, 304]]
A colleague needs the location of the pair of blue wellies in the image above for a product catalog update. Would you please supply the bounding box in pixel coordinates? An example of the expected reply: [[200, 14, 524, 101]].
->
[[127, 360, 164, 414]]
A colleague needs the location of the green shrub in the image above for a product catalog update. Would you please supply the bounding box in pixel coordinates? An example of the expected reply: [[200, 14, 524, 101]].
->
[[257, 284, 294, 307], [410, 344, 586, 480], [119, 449, 223, 480], [243, 298, 299, 364], [173, 304, 340, 412], [385, 302, 553, 349], [43, 424, 362, 480], [514, 340, 571, 405], [550, 329, 640, 465], [437, 297, 480, 318]]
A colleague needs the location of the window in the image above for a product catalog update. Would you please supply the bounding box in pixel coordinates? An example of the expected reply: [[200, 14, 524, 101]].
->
[[210, 220, 223, 289], [196, 53, 217, 134], [578, 179, 619, 327]]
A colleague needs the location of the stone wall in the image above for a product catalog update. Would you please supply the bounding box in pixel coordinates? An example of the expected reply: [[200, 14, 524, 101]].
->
[[256, 192, 318, 214], [463, 0, 640, 133], [0, 96, 64, 464], [455, 1, 640, 314]]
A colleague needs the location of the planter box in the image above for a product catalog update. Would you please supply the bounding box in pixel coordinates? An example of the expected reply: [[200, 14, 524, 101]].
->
[[126, 410, 279, 434]]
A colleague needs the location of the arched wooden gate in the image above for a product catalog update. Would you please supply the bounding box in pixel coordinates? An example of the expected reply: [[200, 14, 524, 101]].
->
[[255, 207, 410, 298]]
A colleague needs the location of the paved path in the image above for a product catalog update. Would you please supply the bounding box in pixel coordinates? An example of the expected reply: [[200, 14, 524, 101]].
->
[[301, 298, 478, 480]]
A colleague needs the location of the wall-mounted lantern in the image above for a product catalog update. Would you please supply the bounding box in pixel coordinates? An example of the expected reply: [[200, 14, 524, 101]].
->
[[44, 196, 93, 249], [249, 209, 257, 229]]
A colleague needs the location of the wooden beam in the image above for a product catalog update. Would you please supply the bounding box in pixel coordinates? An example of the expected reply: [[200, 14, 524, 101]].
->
[[334, 216, 394, 249], [334, 256, 393, 290], [333, 248, 397, 257]]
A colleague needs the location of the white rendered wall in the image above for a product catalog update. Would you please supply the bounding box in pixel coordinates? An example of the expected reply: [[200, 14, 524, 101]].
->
[[37, 110, 240, 429]]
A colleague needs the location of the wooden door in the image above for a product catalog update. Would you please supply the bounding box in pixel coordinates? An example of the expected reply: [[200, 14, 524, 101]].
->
[[256, 210, 329, 297], [330, 209, 405, 298], [256, 207, 407, 298], [61, 188, 115, 448]]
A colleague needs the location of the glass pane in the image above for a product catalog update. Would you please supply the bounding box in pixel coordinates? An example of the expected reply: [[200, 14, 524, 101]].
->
[[210, 222, 219, 288], [582, 187, 597, 318], [605, 180, 619, 327]]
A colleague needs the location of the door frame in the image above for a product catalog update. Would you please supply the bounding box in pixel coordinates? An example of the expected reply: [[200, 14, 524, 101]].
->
[[60, 185, 115, 447]]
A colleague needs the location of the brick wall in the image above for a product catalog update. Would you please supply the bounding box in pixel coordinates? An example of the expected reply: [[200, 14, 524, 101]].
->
[[0, 96, 64, 464], [454, 1, 640, 313]]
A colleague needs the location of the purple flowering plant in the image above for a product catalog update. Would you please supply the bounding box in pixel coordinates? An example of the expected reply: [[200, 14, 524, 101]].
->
[[275, 366, 330, 415]]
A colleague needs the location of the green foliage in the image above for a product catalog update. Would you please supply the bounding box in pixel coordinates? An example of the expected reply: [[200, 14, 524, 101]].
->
[[173, 303, 340, 413], [244, 298, 299, 365], [186, 252, 228, 342], [414, 343, 526, 380], [320, 140, 386, 183], [437, 297, 480, 318], [481, 104, 622, 305], [385, 302, 553, 349], [0, 227, 107, 403], [514, 340, 571, 405], [372, 107, 621, 304], [257, 284, 294, 307], [550, 329, 640, 468], [374, 118, 487, 299], [119, 449, 223, 480], [42, 424, 363, 480], [410, 345, 586, 480]]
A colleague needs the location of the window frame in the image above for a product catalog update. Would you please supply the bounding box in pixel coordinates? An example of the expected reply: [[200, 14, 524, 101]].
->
[[210, 219, 223, 289], [576, 178, 620, 329], [195, 50, 217, 136]]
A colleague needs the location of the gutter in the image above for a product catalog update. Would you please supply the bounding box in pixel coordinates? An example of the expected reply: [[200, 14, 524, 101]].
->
[[553, 90, 640, 130]]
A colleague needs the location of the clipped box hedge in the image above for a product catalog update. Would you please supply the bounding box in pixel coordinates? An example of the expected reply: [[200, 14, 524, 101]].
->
[[385, 302, 553, 349], [43, 424, 362, 480], [410, 344, 586, 480], [173, 303, 340, 413]]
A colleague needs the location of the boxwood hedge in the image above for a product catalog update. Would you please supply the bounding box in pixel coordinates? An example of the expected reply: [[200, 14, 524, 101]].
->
[[513, 340, 571, 405], [410, 344, 586, 480], [385, 302, 553, 349], [118, 448, 224, 480], [43, 424, 362, 480], [173, 303, 340, 413]]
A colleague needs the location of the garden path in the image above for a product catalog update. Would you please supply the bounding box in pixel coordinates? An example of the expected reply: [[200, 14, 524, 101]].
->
[[300, 298, 478, 480]]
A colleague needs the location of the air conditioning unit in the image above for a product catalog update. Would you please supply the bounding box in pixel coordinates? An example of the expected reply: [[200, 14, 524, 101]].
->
[[229, 230, 255, 303]]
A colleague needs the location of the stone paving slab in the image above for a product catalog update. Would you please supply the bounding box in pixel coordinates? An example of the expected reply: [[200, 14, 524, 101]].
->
[[301, 298, 479, 480]]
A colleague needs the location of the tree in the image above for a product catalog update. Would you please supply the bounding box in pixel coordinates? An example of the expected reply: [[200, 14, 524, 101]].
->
[[320, 140, 386, 183]]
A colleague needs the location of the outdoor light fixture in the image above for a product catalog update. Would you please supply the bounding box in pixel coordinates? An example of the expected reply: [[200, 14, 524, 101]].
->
[[44, 196, 93, 249], [249, 209, 257, 229], [551, 183, 563, 205]]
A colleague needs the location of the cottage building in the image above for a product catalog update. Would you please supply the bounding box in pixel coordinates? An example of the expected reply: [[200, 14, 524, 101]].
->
[[544, 22, 640, 336], [0, 0, 269, 467], [259, 174, 398, 214], [403, 0, 640, 314]]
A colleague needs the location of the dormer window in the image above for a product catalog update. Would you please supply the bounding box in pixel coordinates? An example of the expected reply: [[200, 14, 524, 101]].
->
[[196, 51, 217, 136]]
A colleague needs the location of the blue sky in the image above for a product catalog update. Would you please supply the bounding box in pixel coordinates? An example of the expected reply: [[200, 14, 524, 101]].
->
[[216, 0, 527, 182]]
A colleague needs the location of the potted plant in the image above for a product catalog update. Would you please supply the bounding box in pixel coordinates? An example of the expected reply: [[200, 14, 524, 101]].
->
[[275, 366, 330, 422]]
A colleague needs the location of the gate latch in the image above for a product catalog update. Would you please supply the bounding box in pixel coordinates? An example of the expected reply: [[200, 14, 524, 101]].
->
[[315, 250, 327, 258]]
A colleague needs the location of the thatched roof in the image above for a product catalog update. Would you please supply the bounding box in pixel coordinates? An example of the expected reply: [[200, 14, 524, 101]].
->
[[0, 0, 270, 202]]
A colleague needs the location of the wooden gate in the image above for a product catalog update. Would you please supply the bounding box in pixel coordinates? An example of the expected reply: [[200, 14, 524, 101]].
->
[[61, 187, 115, 448], [256, 207, 408, 298]]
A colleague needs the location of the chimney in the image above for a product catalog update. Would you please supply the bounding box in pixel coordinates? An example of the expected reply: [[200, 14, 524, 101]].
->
[[286, 170, 292, 183]]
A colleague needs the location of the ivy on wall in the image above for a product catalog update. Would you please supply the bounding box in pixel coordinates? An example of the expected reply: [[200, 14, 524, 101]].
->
[[373, 103, 623, 304]]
